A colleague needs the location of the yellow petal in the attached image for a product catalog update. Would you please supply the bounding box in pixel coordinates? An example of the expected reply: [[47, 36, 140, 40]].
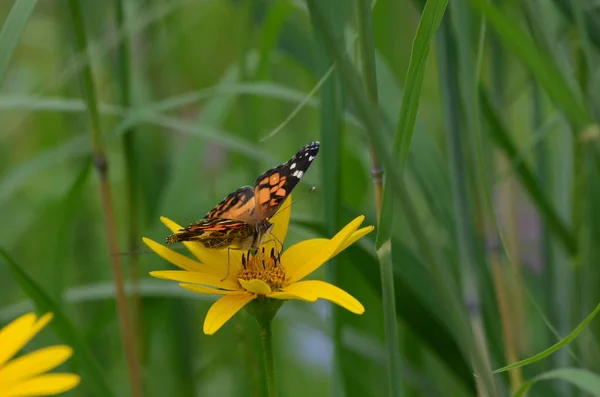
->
[[4, 373, 80, 397], [283, 280, 364, 314], [333, 226, 375, 257], [142, 237, 210, 274], [150, 270, 240, 291], [285, 216, 365, 283], [280, 238, 328, 274], [238, 279, 271, 295], [160, 216, 230, 272], [0, 346, 72, 385], [269, 195, 292, 245], [269, 291, 317, 302], [179, 283, 240, 295], [203, 293, 254, 335], [0, 313, 52, 368]]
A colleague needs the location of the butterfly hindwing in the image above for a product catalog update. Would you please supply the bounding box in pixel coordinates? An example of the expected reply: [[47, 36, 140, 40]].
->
[[166, 218, 254, 249], [253, 141, 320, 220]]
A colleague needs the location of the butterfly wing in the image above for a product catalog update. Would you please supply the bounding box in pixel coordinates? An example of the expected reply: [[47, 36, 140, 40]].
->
[[253, 141, 320, 220], [166, 186, 256, 247], [166, 218, 254, 248], [165, 141, 319, 249], [205, 186, 256, 223]]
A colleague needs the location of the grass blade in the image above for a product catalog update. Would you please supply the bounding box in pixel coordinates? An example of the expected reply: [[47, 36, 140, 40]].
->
[[494, 302, 600, 373], [467, 0, 592, 131], [480, 89, 577, 254], [0, 0, 37, 85], [309, 0, 346, 392], [376, 0, 448, 247], [514, 368, 600, 397], [436, 13, 499, 395], [356, 0, 402, 395]]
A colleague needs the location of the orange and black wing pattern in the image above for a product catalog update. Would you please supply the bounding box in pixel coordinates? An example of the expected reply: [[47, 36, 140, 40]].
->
[[166, 186, 256, 248], [204, 186, 255, 223], [253, 141, 320, 220], [165, 218, 254, 249], [165, 142, 320, 250]]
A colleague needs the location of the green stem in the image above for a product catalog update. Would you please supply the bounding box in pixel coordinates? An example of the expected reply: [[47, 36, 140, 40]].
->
[[259, 318, 277, 397], [356, 2, 403, 396]]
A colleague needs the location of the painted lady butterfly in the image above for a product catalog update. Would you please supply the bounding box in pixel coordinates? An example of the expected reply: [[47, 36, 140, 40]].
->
[[166, 142, 320, 251]]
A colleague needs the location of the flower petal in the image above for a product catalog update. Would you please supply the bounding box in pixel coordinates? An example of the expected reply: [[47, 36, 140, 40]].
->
[[4, 373, 80, 397], [203, 293, 254, 335], [333, 226, 375, 257], [239, 279, 271, 295], [160, 216, 230, 271], [179, 283, 239, 295], [280, 238, 328, 274], [269, 291, 317, 302], [269, 195, 292, 245], [150, 270, 239, 291], [285, 216, 365, 283], [142, 237, 212, 274], [0, 313, 53, 368], [0, 346, 72, 386], [283, 280, 364, 314]]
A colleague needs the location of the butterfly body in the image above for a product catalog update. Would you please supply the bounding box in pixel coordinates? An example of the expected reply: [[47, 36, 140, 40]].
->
[[166, 142, 320, 251]]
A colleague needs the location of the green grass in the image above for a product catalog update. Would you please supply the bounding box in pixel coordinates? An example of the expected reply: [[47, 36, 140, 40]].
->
[[1, 0, 600, 396]]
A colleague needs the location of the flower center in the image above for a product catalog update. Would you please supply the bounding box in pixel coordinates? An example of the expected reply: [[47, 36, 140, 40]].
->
[[238, 247, 285, 290]]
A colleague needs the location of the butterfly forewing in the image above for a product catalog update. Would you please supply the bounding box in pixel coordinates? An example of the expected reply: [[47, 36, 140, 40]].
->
[[205, 186, 255, 223], [253, 141, 320, 220]]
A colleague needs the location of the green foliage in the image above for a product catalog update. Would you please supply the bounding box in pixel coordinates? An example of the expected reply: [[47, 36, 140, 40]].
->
[[2, 0, 600, 396]]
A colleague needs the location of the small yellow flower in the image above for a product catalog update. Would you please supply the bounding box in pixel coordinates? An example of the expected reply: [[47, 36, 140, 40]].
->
[[143, 196, 374, 335], [0, 312, 80, 397]]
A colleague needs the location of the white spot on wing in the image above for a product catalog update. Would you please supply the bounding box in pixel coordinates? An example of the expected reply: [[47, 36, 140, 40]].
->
[[290, 163, 296, 169], [309, 155, 314, 161], [292, 170, 304, 178]]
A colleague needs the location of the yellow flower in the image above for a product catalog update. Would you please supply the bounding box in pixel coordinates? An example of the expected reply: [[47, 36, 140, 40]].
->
[[0, 312, 80, 397], [143, 196, 374, 335]]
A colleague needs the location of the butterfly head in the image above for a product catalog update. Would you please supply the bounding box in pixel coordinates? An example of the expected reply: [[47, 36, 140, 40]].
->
[[255, 220, 274, 235]]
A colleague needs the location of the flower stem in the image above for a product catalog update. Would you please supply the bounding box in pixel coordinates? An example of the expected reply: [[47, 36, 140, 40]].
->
[[247, 298, 282, 397], [259, 318, 277, 397]]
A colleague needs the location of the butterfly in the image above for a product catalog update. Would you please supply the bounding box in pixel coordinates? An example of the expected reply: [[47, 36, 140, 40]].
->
[[166, 141, 320, 252]]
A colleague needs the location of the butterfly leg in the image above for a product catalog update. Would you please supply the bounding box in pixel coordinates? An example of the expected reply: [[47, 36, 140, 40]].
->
[[220, 247, 233, 282]]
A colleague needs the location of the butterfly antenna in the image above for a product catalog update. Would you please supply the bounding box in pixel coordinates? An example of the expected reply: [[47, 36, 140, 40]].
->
[[259, 66, 334, 142], [268, 186, 317, 222]]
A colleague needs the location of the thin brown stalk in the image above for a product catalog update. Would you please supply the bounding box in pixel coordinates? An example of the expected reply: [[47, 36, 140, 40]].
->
[[355, 0, 383, 217], [68, 0, 142, 395], [490, 242, 523, 392], [96, 158, 143, 397], [115, 0, 143, 357], [369, 145, 384, 217]]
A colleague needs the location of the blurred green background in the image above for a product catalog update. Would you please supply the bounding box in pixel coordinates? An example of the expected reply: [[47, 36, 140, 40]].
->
[[1, 0, 600, 396]]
